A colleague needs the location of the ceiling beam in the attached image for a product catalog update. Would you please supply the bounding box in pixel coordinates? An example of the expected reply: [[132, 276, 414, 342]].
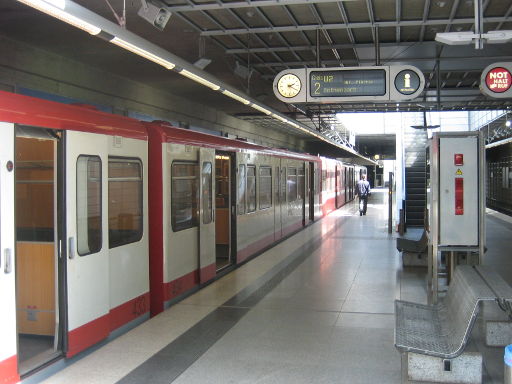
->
[[225, 40, 435, 54], [164, 0, 358, 12], [254, 55, 512, 67], [200, 16, 511, 36], [396, 0, 401, 43], [419, 0, 432, 42]]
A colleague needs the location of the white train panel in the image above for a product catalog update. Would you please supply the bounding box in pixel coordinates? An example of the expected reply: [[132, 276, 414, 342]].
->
[[107, 135, 149, 314], [0, 122, 18, 383], [65, 131, 110, 349]]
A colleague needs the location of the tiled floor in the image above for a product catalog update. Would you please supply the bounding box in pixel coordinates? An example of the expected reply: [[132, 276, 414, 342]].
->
[[28, 189, 512, 384]]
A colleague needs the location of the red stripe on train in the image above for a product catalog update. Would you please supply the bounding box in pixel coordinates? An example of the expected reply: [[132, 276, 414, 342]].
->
[[237, 219, 304, 263], [67, 315, 110, 358], [0, 355, 19, 384], [162, 263, 216, 303], [109, 293, 150, 332]]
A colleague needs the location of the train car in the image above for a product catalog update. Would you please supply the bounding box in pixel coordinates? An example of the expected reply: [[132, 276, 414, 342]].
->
[[145, 124, 322, 315], [0, 91, 150, 382], [0, 90, 359, 383]]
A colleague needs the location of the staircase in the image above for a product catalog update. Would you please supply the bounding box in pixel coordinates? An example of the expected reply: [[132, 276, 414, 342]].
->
[[404, 128, 428, 228]]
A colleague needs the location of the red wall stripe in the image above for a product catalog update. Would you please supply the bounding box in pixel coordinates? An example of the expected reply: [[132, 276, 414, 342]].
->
[[0, 355, 19, 384]]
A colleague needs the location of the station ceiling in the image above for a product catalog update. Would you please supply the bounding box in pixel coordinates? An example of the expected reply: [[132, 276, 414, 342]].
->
[[1, 0, 512, 160]]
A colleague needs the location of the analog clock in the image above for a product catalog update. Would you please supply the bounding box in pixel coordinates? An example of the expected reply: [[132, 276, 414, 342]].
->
[[277, 73, 301, 98]]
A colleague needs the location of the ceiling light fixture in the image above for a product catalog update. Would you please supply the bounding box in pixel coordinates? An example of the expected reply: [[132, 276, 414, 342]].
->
[[110, 37, 175, 69], [436, 0, 512, 49], [179, 69, 220, 90], [250, 104, 272, 115], [221, 90, 251, 105], [17, 0, 101, 35]]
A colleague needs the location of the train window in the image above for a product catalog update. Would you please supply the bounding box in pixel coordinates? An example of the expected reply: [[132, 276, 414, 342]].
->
[[237, 164, 246, 215], [247, 165, 256, 213], [287, 167, 297, 202], [202, 162, 213, 224], [171, 162, 199, 232], [77, 155, 102, 256], [108, 158, 143, 248], [298, 167, 305, 200], [259, 166, 272, 210]]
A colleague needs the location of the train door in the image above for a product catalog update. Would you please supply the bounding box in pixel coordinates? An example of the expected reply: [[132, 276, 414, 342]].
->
[[335, 165, 340, 208], [280, 163, 287, 235], [0, 123, 18, 383], [215, 151, 235, 271], [199, 148, 215, 281], [65, 130, 109, 356], [302, 163, 308, 225], [273, 160, 283, 241], [15, 126, 63, 375], [308, 162, 315, 223]]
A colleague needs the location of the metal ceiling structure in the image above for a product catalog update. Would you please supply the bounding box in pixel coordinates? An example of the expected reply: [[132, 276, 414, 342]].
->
[[1, 0, 512, 157]]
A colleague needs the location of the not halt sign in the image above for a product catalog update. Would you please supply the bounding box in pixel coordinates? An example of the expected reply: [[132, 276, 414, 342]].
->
[[485, 67, 511, 93], [481, 63, 512, 98]]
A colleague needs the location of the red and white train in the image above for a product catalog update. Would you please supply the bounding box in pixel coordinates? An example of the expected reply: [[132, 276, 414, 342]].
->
[[0, 90, 365, 383]]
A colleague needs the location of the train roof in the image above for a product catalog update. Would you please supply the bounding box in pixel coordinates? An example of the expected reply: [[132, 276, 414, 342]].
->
[[0, 91, 148, 140], [146, 121, 320, 162], [0, 90, 319, 162]]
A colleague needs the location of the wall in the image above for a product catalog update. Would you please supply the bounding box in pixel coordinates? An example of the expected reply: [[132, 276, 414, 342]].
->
[[0, 35, 304, 152]]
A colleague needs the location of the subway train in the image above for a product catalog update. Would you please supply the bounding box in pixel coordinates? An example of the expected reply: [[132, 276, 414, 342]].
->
[[0, 90, 364, 382], [486, 141, 512, 215]]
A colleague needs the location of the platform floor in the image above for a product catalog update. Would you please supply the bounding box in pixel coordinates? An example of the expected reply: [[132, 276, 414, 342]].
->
[[27, 189, 512, 384]]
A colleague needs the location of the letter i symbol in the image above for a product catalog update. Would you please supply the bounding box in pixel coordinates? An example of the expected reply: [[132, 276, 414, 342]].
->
[[404, 73, 411, 88]]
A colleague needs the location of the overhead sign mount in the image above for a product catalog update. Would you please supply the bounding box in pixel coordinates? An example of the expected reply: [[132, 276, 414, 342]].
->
[[273, 65, 425, 104]]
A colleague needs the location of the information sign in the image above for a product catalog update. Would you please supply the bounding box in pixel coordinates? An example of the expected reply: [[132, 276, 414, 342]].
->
[[394, 70, 421, 95], [309, 69, 386, 97], [273, 65, 425, 104]]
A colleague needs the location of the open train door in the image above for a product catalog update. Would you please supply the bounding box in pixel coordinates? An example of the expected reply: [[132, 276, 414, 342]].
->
[[0, 122, 18, 383], [65, 131, 109, 357], [199, 148, 215, 282]]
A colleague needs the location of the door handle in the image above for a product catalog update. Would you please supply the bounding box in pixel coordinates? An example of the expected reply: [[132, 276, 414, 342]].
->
[[4, 248, 12, 274], [68, 237, 75, 259]]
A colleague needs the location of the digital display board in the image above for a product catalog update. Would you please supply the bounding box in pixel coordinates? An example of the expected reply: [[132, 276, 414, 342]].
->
[[309, 69, 386, 97]]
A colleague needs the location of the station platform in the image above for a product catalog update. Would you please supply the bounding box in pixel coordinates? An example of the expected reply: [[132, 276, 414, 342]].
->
[[27, 189, 512, 384]]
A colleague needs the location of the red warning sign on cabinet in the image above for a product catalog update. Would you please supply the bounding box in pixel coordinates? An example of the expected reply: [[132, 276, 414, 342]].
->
[[485, 67, 512, 93]]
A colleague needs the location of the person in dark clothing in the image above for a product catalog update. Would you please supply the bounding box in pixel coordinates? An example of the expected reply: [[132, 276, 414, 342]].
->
[[356, 174, 371, 216]]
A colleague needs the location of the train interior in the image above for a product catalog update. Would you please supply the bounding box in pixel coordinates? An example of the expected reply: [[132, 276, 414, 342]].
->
[[215, 152, 234, 271], [15, 126, 62, 374]]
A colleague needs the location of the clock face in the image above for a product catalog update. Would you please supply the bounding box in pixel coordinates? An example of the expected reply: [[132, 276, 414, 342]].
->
[[277, 74, 301, 98]]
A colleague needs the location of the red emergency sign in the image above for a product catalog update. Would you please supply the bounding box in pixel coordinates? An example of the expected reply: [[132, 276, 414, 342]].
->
[[485, 67, 512, 93]]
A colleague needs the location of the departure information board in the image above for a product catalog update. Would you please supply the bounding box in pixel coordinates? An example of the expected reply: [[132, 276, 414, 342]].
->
[[273, 65, 425, 103], [309, 69, 386, 97]]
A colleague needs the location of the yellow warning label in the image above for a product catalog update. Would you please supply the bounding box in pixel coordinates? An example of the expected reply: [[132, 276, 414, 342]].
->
[[456, 169, 463, 176]]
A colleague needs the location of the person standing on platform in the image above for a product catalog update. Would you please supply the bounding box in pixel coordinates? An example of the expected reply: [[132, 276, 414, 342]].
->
[[356, 174, 371, 216]]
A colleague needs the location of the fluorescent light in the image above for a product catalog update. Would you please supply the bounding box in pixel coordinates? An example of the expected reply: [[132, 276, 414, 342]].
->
[[221, 90, 250, 105], [17, 0, 101, 35], [110, 37, 175, 69], [180, 70, 220, 90], [272, 114, 289, 124], [251, 103, 272, 115]]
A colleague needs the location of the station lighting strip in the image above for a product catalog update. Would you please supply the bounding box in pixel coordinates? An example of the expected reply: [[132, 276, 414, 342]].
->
[[16, 0, 367, 158]]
